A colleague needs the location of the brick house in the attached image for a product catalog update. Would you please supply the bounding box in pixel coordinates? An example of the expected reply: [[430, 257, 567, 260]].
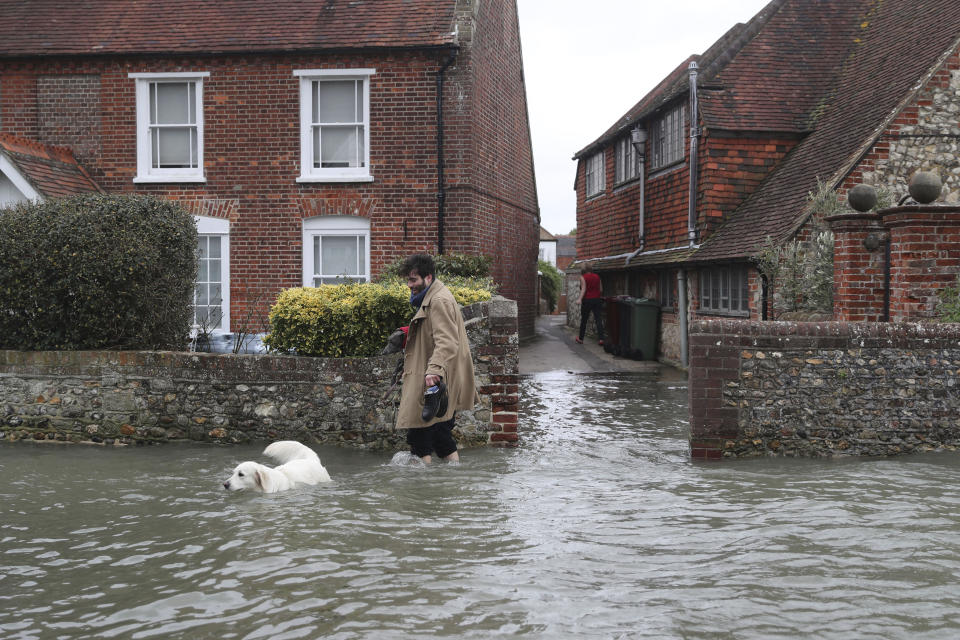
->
[[0, 0, 540, 340], [571, 0, 960, 366]]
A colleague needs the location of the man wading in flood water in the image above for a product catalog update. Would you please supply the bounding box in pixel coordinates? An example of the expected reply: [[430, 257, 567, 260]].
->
[[395, 254, 479, 463]]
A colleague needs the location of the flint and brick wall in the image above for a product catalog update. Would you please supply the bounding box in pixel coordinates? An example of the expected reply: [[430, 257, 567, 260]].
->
[[0, 298, 520, 449], [689, 319, 960, 460]]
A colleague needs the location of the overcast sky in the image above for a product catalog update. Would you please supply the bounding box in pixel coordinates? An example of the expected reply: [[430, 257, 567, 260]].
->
[[516, 0, 772, 236]]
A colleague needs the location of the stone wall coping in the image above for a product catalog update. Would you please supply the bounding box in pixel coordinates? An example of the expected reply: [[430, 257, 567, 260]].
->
[[824, 211, 881, 225], [881, 204, 960, 227], [690, 319, 960, 344]]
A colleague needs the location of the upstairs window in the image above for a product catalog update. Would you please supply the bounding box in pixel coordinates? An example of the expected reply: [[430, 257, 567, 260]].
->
[[699, 266, 750, 316], [130, 72, 208, 183], [585, 151, 605, 198], [296, 69, 374, 183], [650, 102, 686, 170], [614, 135, 639, 184]]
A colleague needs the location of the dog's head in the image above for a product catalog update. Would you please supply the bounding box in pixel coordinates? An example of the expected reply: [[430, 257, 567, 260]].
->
[[223, 461, 267, 492]]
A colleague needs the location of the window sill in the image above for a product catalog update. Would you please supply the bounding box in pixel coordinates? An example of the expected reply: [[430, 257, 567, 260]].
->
[[297, 175, 375, 184], [584, 191, 605, 202], [134, 175, 206, 184], [648, 161, 686, 180], [613, 176, 642, 191], [696, 309, 750, 318]]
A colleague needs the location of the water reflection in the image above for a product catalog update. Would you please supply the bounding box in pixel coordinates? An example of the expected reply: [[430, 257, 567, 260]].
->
[[2, 371, 960, 639]]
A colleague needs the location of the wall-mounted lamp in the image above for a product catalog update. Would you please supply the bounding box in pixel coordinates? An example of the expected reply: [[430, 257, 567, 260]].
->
[[630, 127, 647, 158]]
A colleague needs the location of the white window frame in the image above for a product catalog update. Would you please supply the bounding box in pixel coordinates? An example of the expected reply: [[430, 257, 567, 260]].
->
[[585, 151, 605, 198], [130, 72, 208, 183], [302, 216, 371, 286], [651, 102, 686, 170], [614, 136, 639, 184], [699, 266, 750, 317], [194, 216, 230, 333], [295, 69, 375, 183]]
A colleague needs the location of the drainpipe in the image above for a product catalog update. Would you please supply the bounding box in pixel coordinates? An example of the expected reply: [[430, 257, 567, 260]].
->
[[436, 49, 457, 255], [883, 237, 891, 322], [625, 127, 648, 265], [678, 268, 689, 368], [761, 274, 769, 321], [687, 61, 700, 248]]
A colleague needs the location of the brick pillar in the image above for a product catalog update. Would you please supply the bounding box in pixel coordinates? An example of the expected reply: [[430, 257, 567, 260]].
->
[[688, 319, 743, 460], [827, 212, 887, 321], [883, 205, 960, 321], [479, 297, 520, 446]]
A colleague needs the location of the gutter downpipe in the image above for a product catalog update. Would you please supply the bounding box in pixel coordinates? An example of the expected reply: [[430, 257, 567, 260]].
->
[[678, 269, 689, 368], [436, 49, 457, 255], [687, 61, 700, 248], [625, 128, 648, 265], [883, 237, 891, 322], [676, 62, 699, 368]]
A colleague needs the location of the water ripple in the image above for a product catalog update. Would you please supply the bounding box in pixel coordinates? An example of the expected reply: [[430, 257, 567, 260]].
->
[[2, 373, 960, 638]]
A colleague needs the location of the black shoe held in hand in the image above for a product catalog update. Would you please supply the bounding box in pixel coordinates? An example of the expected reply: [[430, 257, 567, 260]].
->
[[421, 381, 448, 421]]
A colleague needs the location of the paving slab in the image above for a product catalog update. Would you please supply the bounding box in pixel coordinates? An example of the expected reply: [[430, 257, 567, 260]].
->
[[519, 314, 668, 376]]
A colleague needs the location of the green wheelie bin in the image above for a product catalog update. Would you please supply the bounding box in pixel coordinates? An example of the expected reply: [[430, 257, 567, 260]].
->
[[627, 298, 660, 360]]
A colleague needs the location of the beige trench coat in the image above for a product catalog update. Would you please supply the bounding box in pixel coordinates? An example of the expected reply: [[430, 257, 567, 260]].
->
[[396, 280, 480, 429]]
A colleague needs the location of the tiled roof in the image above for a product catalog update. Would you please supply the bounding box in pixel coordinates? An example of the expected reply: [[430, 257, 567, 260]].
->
[[557, 235, 576, 257], [539, 226, 557, 241], [575, 0, 787, 159], [0, 134, 103, 199], [694, 0, 960, 262], [579, 247, 698, 273], [697, 0, 866, 133], [0, 0, 458, 57]]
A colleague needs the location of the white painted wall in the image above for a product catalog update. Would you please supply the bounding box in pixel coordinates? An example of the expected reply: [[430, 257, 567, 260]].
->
[[0, 173, 27, 209], [538, 240, 557, 266]]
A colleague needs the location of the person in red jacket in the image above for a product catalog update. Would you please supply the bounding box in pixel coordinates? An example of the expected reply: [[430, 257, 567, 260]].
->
[[576, 263, 605, 345]]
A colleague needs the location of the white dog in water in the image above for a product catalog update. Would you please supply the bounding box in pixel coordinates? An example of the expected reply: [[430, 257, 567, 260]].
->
[[223, 441, 331, 493]]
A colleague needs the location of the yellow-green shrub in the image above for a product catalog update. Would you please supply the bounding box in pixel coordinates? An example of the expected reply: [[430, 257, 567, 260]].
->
[[263, 280, 493, 357]]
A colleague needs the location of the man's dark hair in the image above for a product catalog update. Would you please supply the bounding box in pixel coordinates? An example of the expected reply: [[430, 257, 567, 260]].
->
[[399, 253, 436, 279]]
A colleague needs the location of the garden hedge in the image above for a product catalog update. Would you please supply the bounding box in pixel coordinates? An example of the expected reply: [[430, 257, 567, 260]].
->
[[0, 194, 197, 351], [264, 280, 493, 357]]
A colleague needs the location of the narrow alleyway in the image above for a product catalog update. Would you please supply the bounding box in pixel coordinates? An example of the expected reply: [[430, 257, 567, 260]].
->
[[519, 314, 666, 376]]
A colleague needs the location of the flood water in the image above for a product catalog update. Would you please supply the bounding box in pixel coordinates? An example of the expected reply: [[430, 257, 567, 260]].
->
[[4, 370, 960, 639]]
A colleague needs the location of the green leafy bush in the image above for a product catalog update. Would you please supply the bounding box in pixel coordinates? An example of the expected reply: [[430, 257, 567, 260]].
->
[[379, 252, 499, 295], [538, 260, 563, 312], [434, 253, 493, 278], [263, 280, 494, 357], [936, 275, 960, 322], [0, 194, 197, 351]]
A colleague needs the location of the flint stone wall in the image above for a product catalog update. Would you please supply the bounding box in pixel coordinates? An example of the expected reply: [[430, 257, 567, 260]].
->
[[689, 319, 960, 459], [0, 297, 520, 449]]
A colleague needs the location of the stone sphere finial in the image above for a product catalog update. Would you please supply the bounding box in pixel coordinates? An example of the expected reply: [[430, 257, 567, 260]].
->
[[909, 171, 943, 204], [847, 184, 877, 212]]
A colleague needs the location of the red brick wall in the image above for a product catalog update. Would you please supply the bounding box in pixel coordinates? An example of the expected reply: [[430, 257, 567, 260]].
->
[[447, 0, 540, 338], [700, 133, 797, 240], [885, 206, 960, 320], [575, 127, 796, 261], [1, 9, 540, 338], [36, 74, 102, 165], [574, 140, 693, 259], [828, 213, 887, 321]]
